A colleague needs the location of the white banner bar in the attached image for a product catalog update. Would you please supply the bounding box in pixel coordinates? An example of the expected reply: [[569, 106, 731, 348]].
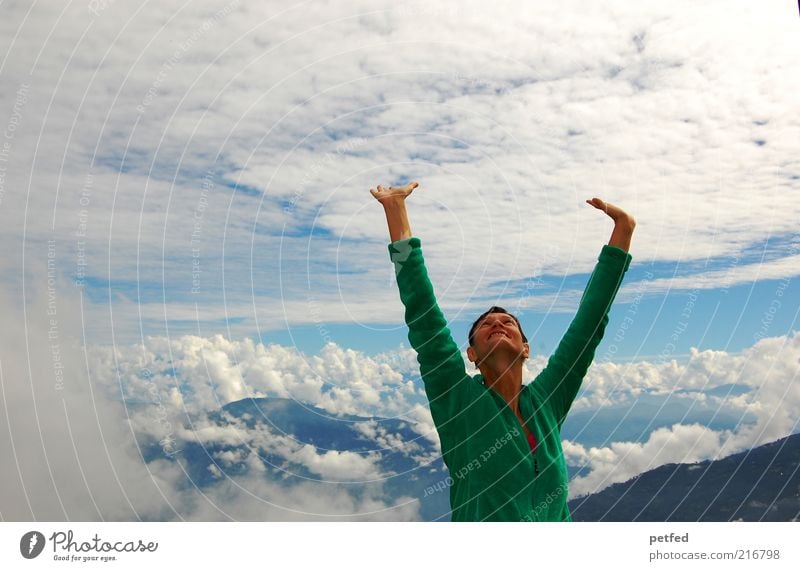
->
[[2, 522, 798, 570]]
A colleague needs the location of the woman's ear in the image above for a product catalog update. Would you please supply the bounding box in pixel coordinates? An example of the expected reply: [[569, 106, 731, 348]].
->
[[522, 342, 530, 359], [466, 346, 476, 364]]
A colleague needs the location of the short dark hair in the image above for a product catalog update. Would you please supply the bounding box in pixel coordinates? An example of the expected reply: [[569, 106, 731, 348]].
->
[[468, 306, 528, 347]]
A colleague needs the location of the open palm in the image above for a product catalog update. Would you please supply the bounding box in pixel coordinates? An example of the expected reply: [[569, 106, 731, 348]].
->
[[370, 182, 419, 203]]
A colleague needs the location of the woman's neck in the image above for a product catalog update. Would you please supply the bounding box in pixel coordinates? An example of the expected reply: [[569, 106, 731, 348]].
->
[[480, 357, 524, 413]]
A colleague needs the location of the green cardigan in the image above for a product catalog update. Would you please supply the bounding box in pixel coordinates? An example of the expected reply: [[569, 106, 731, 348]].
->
[[389, 237, 632, 521]]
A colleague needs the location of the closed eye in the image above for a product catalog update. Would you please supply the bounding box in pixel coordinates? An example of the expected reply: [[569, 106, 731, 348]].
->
[[480, 318, 516, 328]]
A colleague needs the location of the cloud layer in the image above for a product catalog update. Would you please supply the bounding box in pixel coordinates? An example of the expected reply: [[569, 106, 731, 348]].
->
[[1, 0, 797, 344], [565, 332, 800, 498], [2, 262, 797, 520]]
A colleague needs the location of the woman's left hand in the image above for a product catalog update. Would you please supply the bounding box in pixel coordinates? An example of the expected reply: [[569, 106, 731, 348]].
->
[[586, 197, 636, 227]]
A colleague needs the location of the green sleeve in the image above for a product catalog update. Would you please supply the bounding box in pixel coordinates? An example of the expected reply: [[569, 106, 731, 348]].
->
[[532, 244, 632, 428], [389, 237, 472, 432]]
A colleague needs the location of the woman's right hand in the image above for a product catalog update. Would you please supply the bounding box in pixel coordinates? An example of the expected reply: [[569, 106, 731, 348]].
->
[[369, 181, 419, 204]]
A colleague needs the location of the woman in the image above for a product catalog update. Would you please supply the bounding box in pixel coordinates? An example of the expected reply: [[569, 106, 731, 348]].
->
[[370, 181, 635, 521]]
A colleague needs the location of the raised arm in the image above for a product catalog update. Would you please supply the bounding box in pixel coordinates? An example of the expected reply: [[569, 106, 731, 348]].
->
[[370, 182, 418, 241], [532, 199, 635, 428], [586, 197, 636, 252], [371, 182, 473, 448]]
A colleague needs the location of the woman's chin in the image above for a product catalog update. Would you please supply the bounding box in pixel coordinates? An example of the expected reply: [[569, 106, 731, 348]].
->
[[486, 343, 524, 360]]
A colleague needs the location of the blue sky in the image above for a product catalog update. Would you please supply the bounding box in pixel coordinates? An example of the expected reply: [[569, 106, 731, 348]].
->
[[68, 221, 799, 364], [1, 0, 799, 520], [257, 262, 799, 360]]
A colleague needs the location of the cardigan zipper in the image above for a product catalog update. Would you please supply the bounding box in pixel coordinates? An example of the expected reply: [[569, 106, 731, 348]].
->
[[486, 387, 539, 475]]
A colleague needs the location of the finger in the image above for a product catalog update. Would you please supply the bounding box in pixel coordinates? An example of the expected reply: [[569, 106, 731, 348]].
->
[[377, 185, 385, 192], [370, 188, 379, 198], [408, 181, 419, 190]]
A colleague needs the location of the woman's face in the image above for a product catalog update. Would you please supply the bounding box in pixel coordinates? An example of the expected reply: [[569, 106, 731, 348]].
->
[[468, 312, 529, 365]]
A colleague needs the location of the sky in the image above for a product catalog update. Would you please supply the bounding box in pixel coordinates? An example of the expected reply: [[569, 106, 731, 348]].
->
[[0, 0, 799, 521]]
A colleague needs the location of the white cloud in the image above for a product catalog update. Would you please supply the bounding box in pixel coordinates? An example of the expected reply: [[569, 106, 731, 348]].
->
[[91, 334, 424, 421], [291, 445, 385, 481], [0, 273, 179, 520], [564, 331, 800, 498], [164, 471, 421, 521], [353, 419, 422, 456], [0, 265, 419, 520], [1, 0, 798, 343], [134, 457, 420, 521], [177, 413, 388, 482], [565, 422, 730, 499], [94, 323, 800, 499]]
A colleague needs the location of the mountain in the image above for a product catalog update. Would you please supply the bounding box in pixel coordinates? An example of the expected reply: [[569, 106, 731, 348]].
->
[[567, 432, 800, 521], [141, 397, 452, 520], [140, 396, 799, 521]]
